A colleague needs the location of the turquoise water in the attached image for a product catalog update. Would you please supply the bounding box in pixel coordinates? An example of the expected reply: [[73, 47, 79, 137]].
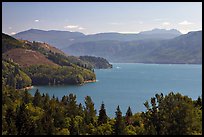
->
[[29, 63, 202, 118]]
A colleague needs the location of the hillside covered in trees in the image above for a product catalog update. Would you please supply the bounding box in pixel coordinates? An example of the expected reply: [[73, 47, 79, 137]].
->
[[2, 33, 96, 88], [79, 56, 113, 69], [2, 85, 202, 135]]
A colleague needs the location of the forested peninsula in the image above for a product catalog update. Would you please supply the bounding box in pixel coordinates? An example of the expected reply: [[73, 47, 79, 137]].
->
[[2, 33, 112, 89]]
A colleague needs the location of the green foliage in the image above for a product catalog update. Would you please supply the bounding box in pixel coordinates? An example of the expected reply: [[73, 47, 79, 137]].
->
[[142, 92, 202, 135], [95, 123, 113, 135], [2, 60, 32, 89], [84, 96, 97, 125], [23, 64, 96, 85], [98, 102, 108, 125], [2, 33, 24, 53], [33, 90, 43, 107], [79, 55, 113, 69], [125, 106, 133, 125], [2, 33, 96, 87], [114, 105, 126, 135], [2, 81, 202, 135]]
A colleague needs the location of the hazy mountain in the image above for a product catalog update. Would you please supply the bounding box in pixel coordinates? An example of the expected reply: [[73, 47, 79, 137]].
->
[[13, 28, 182, 50], [143, 31, 202, 64], [13, 28, 201, 64], [13, 29, 86, 49], [137, 28, 182, 39], [64, 39, 163, 61], [65, 31, 202, 64], [139, 28, 181, 35]]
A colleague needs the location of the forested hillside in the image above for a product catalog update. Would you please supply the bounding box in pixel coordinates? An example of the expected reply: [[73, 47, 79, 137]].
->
[[2, 33, 96, 87], [79, 56, 113, 69]]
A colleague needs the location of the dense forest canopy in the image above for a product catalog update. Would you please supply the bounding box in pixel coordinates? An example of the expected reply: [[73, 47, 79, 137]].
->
[[2, 86, 202, 135], [2, 33, 98, 87]]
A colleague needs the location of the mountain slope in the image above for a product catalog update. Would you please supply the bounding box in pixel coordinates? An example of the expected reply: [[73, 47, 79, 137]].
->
[[3, 48, 59, 67], [144, 31, 202, 64], [13, 29, 86, 49], [13, 28, 182, 49], [65, 31, 202, 64], [2, 33, 96, 86]]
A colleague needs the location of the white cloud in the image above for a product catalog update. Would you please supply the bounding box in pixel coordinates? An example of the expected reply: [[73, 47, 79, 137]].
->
[[64, 25, 79, 29], [179, 21, 193, 25], [78, 27, 85, 30], [162, 22, 171, 26], [64, 25, 86, 30], [11, 32, 16, 35], [35, 19, 39, 22]]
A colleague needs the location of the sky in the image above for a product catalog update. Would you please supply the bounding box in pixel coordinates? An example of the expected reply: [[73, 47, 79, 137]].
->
[[2, 2, 202, 35]]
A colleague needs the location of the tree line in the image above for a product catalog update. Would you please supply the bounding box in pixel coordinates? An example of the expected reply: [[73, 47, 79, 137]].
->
[[2, 86, 202, 135]]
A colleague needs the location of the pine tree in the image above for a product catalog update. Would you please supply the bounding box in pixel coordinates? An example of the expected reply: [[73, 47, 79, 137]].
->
[[32, 89, 42, 107], [114, 105, 126, 135], [15, 103, 35, 135], [66, 94, 78, 117], [98, 102, 108, 125], [125, 106, 133, 125], [84, 96, 96, 124], [5, 108, 17, 135], [22, 90, 30, 104], [78, 103, 84, 117]]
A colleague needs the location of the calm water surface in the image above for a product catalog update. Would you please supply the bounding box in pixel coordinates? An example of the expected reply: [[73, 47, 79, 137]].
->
[[29, 63, 202, 117]]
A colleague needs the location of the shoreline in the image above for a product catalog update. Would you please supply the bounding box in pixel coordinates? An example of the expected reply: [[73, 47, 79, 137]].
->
[[21, 86, 34, 90], [84, 79, 96, 83], [20, 80, 97, 89], [110, 62, 202, 65]]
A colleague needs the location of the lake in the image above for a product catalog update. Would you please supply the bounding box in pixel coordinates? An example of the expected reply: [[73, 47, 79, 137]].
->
[[29, 63, 202, 118]]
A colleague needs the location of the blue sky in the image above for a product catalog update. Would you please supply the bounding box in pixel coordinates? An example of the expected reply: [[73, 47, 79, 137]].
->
[[2, 2, 202, 35]]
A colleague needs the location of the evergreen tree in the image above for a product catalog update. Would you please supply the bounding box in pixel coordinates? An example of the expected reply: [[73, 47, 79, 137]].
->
[[22, 90, 31, 104], [5, 108, 17, 135], [114, 105, 126, 135], [61, 95, 68, 105], [142, 92, 201, 135], [40, 107, 56, 135], [78, 103, 84, 117], [84, 96, 96, 124], [69, 116, 77, 135], [32, 89, 42, 107], [194, 96, 202, 108], [15, 103, 35, 135], [98, 102, 108, 125], [125, 106, 133, 125], [64, 94, 79, 117], [42, 93, 50, 110]]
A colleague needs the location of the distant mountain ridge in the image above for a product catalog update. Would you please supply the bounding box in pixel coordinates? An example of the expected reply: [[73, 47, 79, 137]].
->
[[65, 31, 202, 64], [13, 29, 85, 49], [12, 29, 201, 64], [13, 28, 182, 49], [139, 28, 181, 35]]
